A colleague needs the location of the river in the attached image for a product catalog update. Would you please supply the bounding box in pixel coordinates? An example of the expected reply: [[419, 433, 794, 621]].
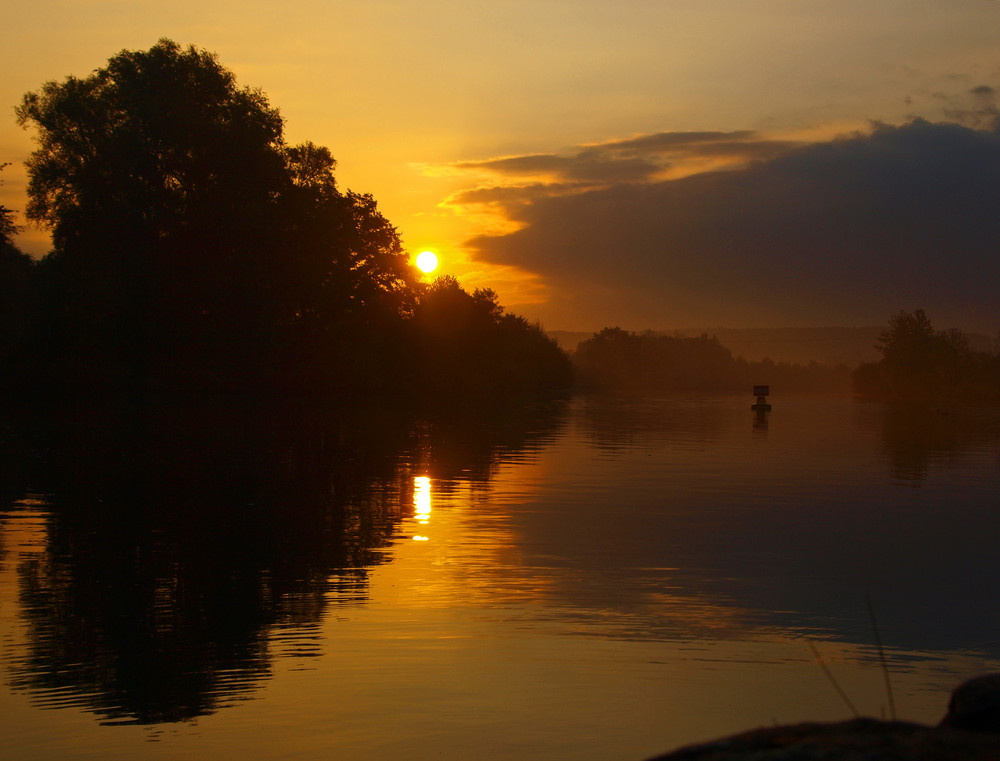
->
[[1, 393, 998, 760]]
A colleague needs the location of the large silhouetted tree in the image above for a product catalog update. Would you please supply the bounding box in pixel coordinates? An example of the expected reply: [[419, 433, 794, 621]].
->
[[15, 40, 420, 391], [16, 40, 290, 387], [18, 42, 286, 250]]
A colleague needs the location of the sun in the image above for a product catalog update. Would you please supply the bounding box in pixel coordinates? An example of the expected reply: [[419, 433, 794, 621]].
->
[[415, 250, 439, 274]]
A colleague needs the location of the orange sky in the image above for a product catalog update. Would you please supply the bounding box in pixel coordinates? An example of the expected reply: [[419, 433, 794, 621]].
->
[[3, 1, 1000, 331]]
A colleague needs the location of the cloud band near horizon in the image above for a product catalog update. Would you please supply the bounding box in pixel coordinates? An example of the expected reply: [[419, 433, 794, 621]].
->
[[452, 119, 1000, 332]]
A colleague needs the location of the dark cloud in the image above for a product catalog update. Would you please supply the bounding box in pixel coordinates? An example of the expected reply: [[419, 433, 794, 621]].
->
[[466, 119, 1000, 330]]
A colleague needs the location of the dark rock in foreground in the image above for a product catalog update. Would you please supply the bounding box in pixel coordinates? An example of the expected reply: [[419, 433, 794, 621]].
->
[[647, 675, 1000, 761], [646, 719, 998, 760], [941, 673, 1000, 734]]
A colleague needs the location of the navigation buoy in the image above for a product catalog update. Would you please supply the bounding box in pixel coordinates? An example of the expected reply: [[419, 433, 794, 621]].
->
[[752, 385, 772, 411]]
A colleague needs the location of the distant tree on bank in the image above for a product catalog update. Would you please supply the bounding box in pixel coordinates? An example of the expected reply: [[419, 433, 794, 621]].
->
[[853, 309, 1000, 401], [573, 328, 852, 395], [574, 328, 738, 392], [8, 39, 568, 396]]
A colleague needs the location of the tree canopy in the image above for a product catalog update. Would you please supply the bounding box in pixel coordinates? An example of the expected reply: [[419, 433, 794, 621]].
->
[[17, 40, 286, 248]]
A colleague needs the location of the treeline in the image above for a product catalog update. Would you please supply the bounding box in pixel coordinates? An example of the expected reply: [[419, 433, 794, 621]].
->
[[573, 313, 1000, 401], [573, 327, 853, 395], [853, 309, 1000, 402], [0, 41, 570, 396]]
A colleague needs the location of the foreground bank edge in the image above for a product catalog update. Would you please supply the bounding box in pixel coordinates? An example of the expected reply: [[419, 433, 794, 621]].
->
[[646, 674, 1000, 761]]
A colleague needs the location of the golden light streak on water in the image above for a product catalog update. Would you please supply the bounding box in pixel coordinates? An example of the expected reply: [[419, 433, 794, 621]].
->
[[414, 476, 431, 521]]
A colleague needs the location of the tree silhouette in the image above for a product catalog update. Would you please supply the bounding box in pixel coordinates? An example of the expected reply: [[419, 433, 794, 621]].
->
[[270, 141, 418, 390], [413, 276, 572, 395], [574, 329, 740, 392], [572, 328, 851, 394], [854, 309, 1000, 401], [0, 164, 41, 387], [877, 309, 936, 371], [15, 40, 290, 388], [0, 163, 18, 246], [278, 142, 417, 327], [15, 40, 422, 392]]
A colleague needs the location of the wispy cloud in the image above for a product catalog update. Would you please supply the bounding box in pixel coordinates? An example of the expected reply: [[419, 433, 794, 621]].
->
[[447, 130, 801, 188], [941, 84, 1000, 130]]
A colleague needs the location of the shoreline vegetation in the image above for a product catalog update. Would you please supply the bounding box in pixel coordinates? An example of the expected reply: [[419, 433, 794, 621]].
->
[[571, 327, 855, 396], [569, 311, 1000, 403], [852, 309, 1000, 404], [2, 41, 997, 403]]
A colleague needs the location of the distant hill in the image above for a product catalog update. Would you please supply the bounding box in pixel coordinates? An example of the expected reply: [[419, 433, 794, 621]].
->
[[550, 327, 993, 367]]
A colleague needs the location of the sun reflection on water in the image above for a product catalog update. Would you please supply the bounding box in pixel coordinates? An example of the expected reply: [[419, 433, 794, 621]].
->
[[413, 476, 432, 540]]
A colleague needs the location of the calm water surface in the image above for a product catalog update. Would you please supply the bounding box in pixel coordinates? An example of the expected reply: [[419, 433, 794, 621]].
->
[[1, 394, 998, 760]]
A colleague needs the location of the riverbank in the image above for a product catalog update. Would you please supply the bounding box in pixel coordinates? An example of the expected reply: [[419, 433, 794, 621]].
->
[[647, 674, 1000, 760]]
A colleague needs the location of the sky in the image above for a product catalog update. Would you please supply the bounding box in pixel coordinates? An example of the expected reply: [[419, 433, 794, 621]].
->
[[3, 0, 1000, 332]]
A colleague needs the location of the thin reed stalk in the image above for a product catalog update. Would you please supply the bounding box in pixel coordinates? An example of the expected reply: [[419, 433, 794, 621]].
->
[[808, 642, 860, 718], [866, 593, 896, 720]]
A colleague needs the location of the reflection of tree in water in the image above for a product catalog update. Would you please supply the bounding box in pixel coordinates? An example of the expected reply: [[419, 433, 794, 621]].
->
[[872, 403, 1000, 482], [5, 396, 408, 723], [414, 396, 569, 498], [1, 395, 566, 724]]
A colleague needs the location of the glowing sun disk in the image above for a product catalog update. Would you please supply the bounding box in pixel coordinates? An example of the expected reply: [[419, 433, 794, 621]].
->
[[416, 250, 439, 273]]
